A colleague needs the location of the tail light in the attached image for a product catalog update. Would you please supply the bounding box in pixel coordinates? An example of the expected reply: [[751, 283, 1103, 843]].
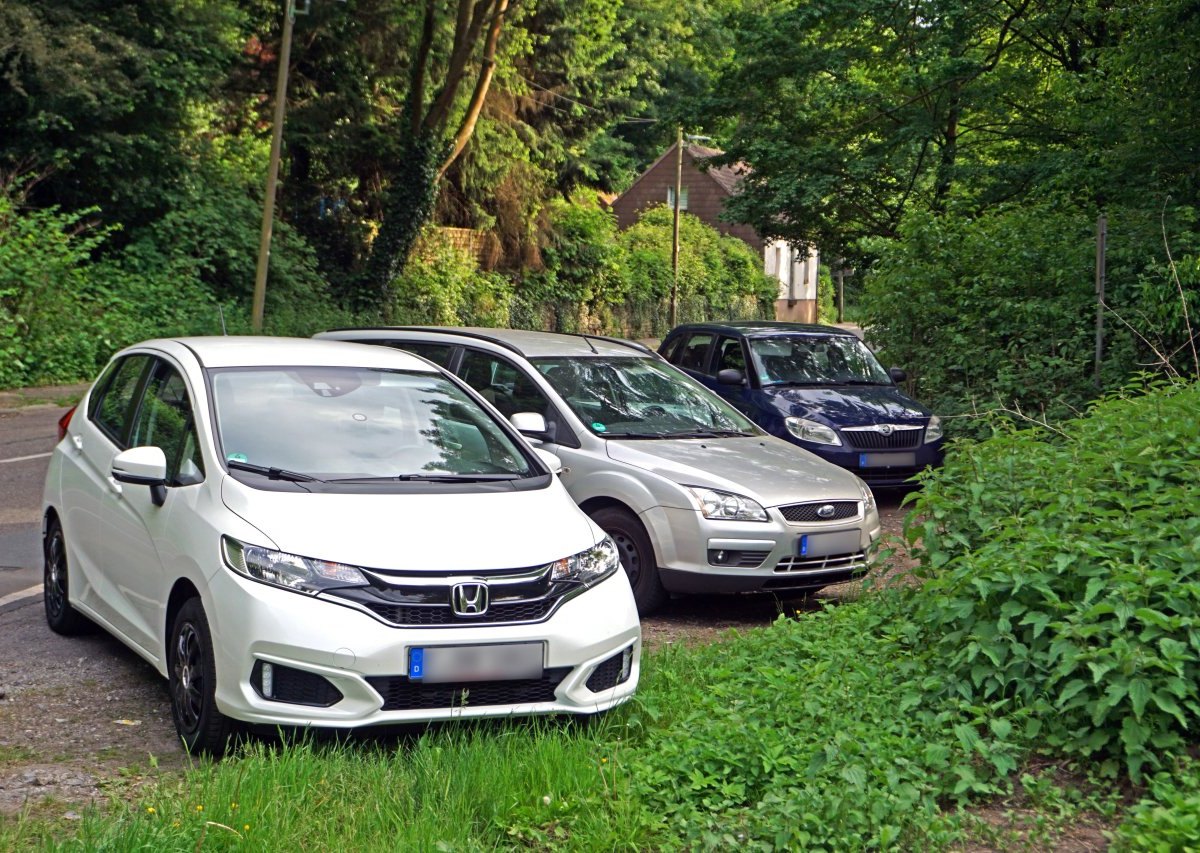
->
[[57, 406, 77, 443]]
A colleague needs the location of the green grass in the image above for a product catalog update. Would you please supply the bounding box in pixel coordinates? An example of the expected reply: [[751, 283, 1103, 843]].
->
[[1, 594, 1021, 851]]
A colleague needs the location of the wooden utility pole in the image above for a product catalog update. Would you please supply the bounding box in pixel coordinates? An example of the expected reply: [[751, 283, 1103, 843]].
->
[[1095, 214, 1107, 387], [252, 0, 297, 332], [670, 126, 683, 328]]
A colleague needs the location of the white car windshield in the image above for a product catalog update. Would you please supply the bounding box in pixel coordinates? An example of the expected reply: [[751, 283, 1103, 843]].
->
[[210, 367, 534, 481], [749, 335, 892, 386], [533, 357, 758, 439]]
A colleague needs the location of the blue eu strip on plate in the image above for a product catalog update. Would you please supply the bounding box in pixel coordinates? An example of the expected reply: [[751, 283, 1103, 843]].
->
[[409, 648, 424, 681]]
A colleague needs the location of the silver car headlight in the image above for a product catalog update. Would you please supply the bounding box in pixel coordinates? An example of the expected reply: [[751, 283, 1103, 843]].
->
[[222, 536, 369, 594], [551, 537, 621, 585], [785, 417, 843, 446], [686, 486, 769, 522], [925, 415, 943, 443], [857, 477, 877, 514]]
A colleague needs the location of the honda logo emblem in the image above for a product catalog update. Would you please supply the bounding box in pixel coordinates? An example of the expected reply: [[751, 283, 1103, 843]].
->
[[816, 504, 837, 519], [451, 582, 489, 616]]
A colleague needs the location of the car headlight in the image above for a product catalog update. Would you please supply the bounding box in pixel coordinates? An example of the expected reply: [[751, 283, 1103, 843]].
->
[[551, 537, 621, 585], [785, 417, 843, 446], [222, 536, 369, 594], [925, 415, 943, 443], [686, 486, 769, 522], [857, 478, 877, 514]]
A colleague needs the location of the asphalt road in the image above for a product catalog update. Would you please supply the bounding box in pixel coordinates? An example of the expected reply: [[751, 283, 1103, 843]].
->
[[0, 405, 64, 607]]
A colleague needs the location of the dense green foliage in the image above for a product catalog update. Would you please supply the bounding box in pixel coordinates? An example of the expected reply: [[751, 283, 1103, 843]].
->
[[1112, 758, 1200, 851], [907, 380, 1200, 780]]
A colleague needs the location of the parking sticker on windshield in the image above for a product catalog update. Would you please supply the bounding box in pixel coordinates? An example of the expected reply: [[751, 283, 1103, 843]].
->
[[227, 452, 248, 463], [592, 422, 607, 432]]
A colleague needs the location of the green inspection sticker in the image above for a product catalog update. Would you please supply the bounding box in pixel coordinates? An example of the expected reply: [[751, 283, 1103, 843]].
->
[[227, 452, 248, 463], [592, 422, 607, 432]]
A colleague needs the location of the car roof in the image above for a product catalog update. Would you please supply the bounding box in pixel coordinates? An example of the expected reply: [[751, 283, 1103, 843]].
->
[[130, 336, 439, 372], [319, 326, 657, 359], [668, 321, 858, 338]]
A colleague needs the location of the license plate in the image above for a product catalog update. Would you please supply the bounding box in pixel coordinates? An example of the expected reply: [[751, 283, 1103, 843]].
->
[[859, 452, 916, 468], [409, 642, 544, 683], [798, 529, 862, 558]]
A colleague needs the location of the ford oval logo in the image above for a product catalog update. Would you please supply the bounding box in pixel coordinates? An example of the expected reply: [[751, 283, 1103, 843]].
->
[[816, 504, 837, 519]]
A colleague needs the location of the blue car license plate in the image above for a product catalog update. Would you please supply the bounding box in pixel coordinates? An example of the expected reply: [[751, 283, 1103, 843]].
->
[[859, 452, 916, 468]]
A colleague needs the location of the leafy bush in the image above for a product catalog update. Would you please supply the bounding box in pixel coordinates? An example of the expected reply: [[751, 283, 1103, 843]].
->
[[859, 203, 1105, 436], [390, 230, 514, 327], [1112, 757, 1200, 851], [908, 380, 1200, 779]]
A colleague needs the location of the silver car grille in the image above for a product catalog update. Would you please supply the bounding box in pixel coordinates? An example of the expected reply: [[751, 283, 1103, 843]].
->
[[773, 550, 870, 575], [778, 501, 861, 523]]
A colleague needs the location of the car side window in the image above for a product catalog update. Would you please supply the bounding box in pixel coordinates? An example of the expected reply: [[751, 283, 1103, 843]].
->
[[676, 333, 714, 372], [458, 350, 551, 420], [129, 362, 205, 486], [659, 335, 685, 364], [387, 341, 454, 368], [714, 337, 746, 375], [92, 355, 153, 446]]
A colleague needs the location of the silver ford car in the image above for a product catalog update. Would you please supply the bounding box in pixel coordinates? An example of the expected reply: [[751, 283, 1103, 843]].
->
[[316, 328, 882, 614]]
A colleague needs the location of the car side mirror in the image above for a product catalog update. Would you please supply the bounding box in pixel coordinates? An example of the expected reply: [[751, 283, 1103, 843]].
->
[[533, 447, 565, 475], [716, 368, 745, 386], [888, 367, 908, 384], [510, 411, 551, 442], [112, 446, 169, 506]]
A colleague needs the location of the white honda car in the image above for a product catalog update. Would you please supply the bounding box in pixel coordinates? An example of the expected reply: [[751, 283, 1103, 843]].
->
[[42, 337, 639, 755]]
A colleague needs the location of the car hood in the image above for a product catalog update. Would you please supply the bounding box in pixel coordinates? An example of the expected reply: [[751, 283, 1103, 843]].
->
[[763, 384, 930, 424], [605, 436, 861, 507], [220, 476, 597, 571]]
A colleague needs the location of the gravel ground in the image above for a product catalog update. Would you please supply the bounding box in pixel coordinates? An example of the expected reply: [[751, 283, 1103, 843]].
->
[[0, 494, 914, 818]]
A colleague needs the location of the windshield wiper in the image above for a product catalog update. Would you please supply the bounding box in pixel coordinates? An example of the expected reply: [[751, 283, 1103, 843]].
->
[[328, 473, 525, 483], [660, 429, 754, 439], [226, 461, 322, 483]]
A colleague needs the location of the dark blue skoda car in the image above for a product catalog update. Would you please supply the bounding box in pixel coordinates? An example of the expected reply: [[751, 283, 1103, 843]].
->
[[659, 322, 944, 487]]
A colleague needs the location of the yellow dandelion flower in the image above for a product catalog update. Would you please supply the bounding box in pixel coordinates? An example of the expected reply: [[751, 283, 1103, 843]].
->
[[601, 757, 608, 764], [146, 806, 156, 815], [243, 824, 251, 832], [231, 802, 239, 810], [195, 805, 204, 812]]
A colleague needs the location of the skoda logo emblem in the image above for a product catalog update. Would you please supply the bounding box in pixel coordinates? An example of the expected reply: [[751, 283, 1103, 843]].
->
[[876, 424, 894, 436], [816, 504, 837, 519], [451, 582, 489, 616]]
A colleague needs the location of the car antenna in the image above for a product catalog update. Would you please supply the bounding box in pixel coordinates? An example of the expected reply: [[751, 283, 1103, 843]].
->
[[580, 334, 599, 354]]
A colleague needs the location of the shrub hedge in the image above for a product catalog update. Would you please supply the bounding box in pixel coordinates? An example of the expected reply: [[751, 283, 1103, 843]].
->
[[907, 379, 1200, 780]]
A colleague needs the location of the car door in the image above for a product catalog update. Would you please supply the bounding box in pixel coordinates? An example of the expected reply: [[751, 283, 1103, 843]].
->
[[60, 354, 154, 621], [709, 335, 756, 417], [96, 357, 205, 658], [454, 348, 587, 482]]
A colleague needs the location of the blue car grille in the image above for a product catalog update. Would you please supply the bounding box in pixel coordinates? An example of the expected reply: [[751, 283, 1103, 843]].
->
[[842, 427, 922, 450]]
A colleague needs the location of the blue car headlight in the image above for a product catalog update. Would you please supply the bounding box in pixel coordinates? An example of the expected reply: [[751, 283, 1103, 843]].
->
[[785, 417, 842, 446]]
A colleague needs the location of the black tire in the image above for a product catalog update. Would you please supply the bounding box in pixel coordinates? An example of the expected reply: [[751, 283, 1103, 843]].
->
[[168, 598, 234, 757], [43, 517, 91, 635], [590, 506, 667, 615]]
